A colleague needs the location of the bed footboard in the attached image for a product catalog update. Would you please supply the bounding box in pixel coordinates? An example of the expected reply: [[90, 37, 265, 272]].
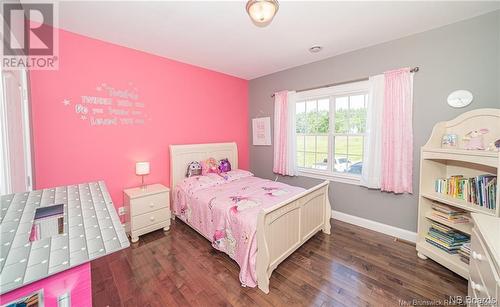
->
[[256, 180, 331, 293]]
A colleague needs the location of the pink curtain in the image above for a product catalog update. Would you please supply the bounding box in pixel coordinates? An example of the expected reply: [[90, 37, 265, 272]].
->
[[273, 91, 291, 175], [381, 68, 413, 193]]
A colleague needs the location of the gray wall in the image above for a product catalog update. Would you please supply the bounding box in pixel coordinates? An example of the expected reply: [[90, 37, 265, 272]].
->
[[248, 11, 500, 232]]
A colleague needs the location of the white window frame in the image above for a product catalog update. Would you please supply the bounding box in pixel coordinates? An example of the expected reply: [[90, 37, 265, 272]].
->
[[295, 80, 369, 185]]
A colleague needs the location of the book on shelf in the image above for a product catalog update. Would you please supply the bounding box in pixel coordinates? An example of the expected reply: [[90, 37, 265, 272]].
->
[[430, 202, 470, 224], [434, 175, 497, 210], [425, 221, 470, 255], [458, 242, 471, 264]]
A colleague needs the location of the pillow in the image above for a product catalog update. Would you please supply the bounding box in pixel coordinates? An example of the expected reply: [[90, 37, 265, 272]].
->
[[205, 173, 226, 184], [186, 161, 202, 177], [222, 169, 253, 182], [179, 175, 222, 194], [218, 158, 231, 173], [201, 157, 220, 175]]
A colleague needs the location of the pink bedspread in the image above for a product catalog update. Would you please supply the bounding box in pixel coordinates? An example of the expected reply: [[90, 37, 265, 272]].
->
[[172, 173, 305, 287]]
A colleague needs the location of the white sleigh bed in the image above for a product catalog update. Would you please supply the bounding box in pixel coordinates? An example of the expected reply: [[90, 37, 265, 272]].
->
[[169, 142, 331, 293]]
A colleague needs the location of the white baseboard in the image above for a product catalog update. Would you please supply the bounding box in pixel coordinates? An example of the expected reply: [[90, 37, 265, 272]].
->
[[331, 210, 417, 243]]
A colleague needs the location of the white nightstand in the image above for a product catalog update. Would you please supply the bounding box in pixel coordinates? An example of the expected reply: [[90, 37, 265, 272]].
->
[[124, 184, 171, 243]]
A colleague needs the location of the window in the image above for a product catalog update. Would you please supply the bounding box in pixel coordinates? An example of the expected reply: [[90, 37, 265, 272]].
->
[[295, 81, 369, 184]]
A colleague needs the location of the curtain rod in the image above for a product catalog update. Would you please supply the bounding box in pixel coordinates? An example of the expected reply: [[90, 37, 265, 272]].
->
[[271, 66, 419, 98]]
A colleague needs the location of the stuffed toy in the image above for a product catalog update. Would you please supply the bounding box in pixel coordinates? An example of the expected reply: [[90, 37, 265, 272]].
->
[[218, 158, 231, 173], [186, 161, 202, 177], [201, 157, 219, 175], [487, 139, 500, 152], [462, 128, 489, 150]]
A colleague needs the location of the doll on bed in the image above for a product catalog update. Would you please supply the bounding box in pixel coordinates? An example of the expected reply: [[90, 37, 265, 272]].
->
[[201, 157, 220, 175]]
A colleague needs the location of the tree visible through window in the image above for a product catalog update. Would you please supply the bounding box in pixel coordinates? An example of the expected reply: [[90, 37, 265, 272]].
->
[[296, 90, 368, 178]]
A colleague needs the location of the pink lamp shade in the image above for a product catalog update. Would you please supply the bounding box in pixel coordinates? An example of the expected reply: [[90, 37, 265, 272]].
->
[[135, 162, 150, 176]]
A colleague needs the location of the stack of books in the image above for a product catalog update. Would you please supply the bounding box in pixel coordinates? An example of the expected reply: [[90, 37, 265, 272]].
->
[[430, 202, 470, 224], [459, 243, 471, 264], [425, 221, 470, 254], [434, 174, 497, 210]]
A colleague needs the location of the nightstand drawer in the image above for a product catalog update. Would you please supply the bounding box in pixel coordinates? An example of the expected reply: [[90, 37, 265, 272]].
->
[[130, 192, 169, 216], [132, 207, 170, 229]]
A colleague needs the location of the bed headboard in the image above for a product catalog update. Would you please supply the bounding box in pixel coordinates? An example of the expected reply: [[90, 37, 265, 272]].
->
[[169, 142, 238, 189]]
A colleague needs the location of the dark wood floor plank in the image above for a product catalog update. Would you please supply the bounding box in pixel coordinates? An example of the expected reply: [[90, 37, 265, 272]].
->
[[304, 224, 466, 302], [91, 219, 467, 307]]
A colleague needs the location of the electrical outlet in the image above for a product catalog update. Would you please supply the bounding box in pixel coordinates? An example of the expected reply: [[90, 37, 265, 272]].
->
[[118, 207, 126, 216]]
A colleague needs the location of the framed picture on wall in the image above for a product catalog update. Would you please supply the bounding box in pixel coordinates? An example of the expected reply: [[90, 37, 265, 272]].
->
[[252, 117, 271, 146]]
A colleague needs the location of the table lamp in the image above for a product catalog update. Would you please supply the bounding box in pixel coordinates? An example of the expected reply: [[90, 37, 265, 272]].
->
[[135, 162, 150, 190]]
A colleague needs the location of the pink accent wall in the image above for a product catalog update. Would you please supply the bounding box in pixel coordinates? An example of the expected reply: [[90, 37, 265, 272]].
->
[[30, 29, 249, 210], [0, 263, 91, 306]]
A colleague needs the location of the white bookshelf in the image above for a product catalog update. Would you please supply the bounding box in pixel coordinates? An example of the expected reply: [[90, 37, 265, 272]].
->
[[416, 108, 500, 279]]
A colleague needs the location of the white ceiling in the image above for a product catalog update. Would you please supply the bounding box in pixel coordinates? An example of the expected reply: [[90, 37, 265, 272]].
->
[[56, 1, 500, 80]]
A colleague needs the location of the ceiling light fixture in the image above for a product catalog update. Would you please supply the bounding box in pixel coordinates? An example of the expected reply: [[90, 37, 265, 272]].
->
[[246, 0, 279, 27], [309, 45, 323, 53]]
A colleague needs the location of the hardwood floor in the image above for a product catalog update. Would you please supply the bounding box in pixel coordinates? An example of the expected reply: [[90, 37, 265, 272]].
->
[[91, 219, 467, 307]]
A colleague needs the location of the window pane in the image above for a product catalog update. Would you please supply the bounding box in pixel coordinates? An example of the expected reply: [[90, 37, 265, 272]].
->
[[348, 136, 363, 158], [349, 95, 367, 133], [306, 100, 317, 113], [316, 99, 329, 133], [314, 152, 328, 170], [334, 136, 348, 172], [296, 135, 305, 151], [305, 100, 317, 133], [318, 99, 329, 111], [304, 152, 315, 168], [296, 101, 306, 133], [333, 154, 350, 173], [336, 96, 348, 109], [305, 135, 316, 152], [297, 99, 331, 171], [347, 135, 363, 175], [316, 135, 328, 153], [347, 156, 363, 175], [348, 154, 362, 164], [334, 136, 347, 155], [335, 97, 348, 133], [297, 151, 305, 167], [306, 100, 327, 134], [350, 95, 365, 109], [296, 101, 306, 113]]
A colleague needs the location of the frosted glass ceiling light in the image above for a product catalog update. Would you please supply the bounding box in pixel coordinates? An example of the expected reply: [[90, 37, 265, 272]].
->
[[246, 0, 279, 27]]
